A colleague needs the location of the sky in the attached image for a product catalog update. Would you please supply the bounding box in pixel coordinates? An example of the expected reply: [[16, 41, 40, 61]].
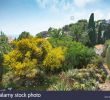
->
[[0, 0, 110, 38]]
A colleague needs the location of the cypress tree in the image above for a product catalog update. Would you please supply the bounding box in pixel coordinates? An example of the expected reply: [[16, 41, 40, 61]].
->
[[88, 13, 96, 46]]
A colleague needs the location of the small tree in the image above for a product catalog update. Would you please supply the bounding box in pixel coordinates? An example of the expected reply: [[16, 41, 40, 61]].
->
[[18, 31, 32, 40], [0, 31, 8, 43]]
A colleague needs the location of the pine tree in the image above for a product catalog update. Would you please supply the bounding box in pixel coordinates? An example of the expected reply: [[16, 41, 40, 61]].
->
[[88, 13, 96, 46]]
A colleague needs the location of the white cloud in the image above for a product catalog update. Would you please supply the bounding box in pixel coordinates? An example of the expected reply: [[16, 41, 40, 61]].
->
[[36, 0, 49, 8], [36, 0, 103, 14], [106, 12, 110, 20], [94, 10, 104, 20], [36, 0, 74, 13], [90, 9, 110, 20], [36, 0, 60, 13], [74, 0, 101, 8]]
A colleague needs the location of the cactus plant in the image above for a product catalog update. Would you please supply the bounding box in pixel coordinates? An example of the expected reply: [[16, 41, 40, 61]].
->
[[106, 46, 110, 70]]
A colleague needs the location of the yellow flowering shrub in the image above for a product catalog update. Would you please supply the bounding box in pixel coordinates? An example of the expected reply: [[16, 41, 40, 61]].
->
[[3, 38, 66, 87], [43, 47, 65, 71], [3, 38, 52, 77]]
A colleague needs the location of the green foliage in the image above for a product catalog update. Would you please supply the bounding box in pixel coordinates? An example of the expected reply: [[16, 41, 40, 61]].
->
[[103, 22, 110, 41], [0, 32, 12, 54], [48, 36, 73, 48], [65, 42, 95, 69], [49, 37, 95, 70], [69, 20, 88, 42], [0, 31, 8, 43], [105, 40, 110, 47], [95, 20, 110, 43], [88, 13, 96, 46], [36, 32, 43, 38], [0, 32, 12, 82], [97, 23, 103, 44], [36, 31, 49, 38], [91, 56, 104, 66], [48, 28, 63, 38], [17, 31, 32, 40], [62, 20, 89, 45], [0, 42, 12, 54], [106, 46, 110, 70]]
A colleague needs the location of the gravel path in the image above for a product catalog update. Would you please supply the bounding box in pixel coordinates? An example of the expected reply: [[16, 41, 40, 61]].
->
[[99, 81, 110, 91]]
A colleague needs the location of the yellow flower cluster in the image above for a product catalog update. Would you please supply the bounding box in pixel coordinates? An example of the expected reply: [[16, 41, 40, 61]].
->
[[43, 47, 65, 70], [4, 37, 65, 77]]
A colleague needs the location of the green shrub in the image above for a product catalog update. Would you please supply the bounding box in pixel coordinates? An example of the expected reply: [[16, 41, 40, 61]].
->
[[3, 38, 67, 89], [91, 56, 104, 66], [65, 42, 95, 69], [49, 37, 95, 70], [48, 36, 73, 48]]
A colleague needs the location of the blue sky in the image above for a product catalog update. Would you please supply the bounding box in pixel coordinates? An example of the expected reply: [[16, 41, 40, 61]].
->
[[0, 0, 110, 38]]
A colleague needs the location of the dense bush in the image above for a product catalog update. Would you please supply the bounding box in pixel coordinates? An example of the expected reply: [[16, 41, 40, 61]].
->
[[3, 38, 52, 87], [48, 36, 73, 48], [3, 38, 66, 87], [17, 31, 32, 40], [65, 42, 95, 69], [0, 32, 12, 82], [49, 37, 95, 70], [43, 47, 65, 73], [91, 55, 104, 66]]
